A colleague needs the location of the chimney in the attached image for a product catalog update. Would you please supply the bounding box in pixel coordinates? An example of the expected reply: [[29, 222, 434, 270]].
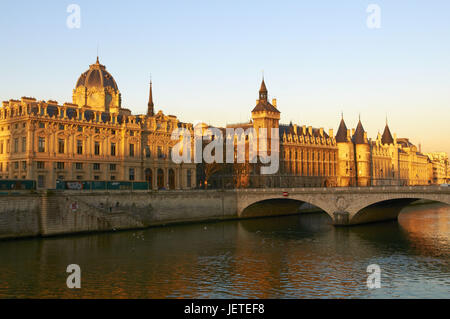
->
[[308, 126, 312, 135], [319, 128, 324, 137], [272, 98, 277, 108], [293, 124, 297, 134], [302, 125, 306, 135], [329, 128, 334, 137], [347, 129, 351, 139], [364, 132, 367, 141], [352, 128, 355, 136]]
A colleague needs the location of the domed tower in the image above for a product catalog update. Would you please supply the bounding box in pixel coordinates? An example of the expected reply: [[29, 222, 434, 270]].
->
[[352, 117, 371, 186], [335, 115, 356, 186], [73, 57, 121, 113]]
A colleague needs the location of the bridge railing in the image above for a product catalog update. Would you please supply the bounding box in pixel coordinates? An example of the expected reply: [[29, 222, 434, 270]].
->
[[199, 175, 431, 190]]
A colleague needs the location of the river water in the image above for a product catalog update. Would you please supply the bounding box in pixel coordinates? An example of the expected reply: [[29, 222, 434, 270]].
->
[[0, 203, 449, 298]]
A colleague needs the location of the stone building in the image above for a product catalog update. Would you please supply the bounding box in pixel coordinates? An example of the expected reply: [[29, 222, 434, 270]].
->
[[221, 78, 436, 188], [221, 79, 338, 188], [426, 152, 449, 184], [335, 115, 430, 187], [0, 58, 196, 189]]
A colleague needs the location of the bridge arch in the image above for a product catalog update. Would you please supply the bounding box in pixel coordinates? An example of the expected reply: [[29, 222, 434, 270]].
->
[[236, 187, 450, 226], [349, 196, 450, 225], [237, 192, 335, 220]]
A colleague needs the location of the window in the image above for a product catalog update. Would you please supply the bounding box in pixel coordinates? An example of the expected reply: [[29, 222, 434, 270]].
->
[[75, 163, 83, 170], [94, 175, 100, 180], [111, 143, 116, 156], [145, 146, 150, 158], [14, 162, 19, 169], [110, 175, 116, 181], [95, 142, 100, 155], [58, 139, 65, 154], [110, 164, 116, 171], [130, 131, 134, 136], [129, 168, 135, 181], [39, 122, 45, 129], [37, 161, 45, 169], [6, 140, 9, 153], [187, 169, 192, 187], [22, 162, 26, 170], [59, 124, 64, 130], [77, 140, 83, 154], [93, 163, 100, 170], [0, 163, 2, 171], [129, 144, 134, 157], [38, 137, 45, 152], [14, 138, 18, 153], [76, 176, 82, 180], [57, 162, 64, 170], [38, 175, 45, 188], [78, 126, 83, 132], [95, 128, 100, 133], [158, 146, 164, 159], [22, 137, 26, 152]]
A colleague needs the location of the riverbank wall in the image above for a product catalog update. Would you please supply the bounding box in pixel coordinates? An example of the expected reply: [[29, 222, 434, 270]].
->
[[0, 190, 243, 240], [0, 190, 318, 240]]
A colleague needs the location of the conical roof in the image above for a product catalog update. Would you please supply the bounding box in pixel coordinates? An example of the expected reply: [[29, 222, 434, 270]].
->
[[335, 118, 349, 142], [352, 119, 367, 144], [381, 124, 394, 144]]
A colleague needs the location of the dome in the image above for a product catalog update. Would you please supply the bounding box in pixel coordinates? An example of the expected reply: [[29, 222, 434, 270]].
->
[[75, 57, 118, 92]]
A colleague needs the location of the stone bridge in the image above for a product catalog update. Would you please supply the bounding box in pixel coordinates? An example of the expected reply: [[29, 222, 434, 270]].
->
[[235, 186, 450, 225]]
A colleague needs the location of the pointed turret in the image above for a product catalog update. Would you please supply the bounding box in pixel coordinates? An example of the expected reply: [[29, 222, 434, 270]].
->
[[147, 80, 154, 117], [251, 77, 280, 113], [352, 118, 368, 144], [381, 119, 394, 144], [259, 77, 268, 102], [335, 114, 349, 143]]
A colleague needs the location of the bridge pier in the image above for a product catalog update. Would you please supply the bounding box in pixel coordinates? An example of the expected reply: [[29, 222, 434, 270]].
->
[[333, 211, 350, 226]]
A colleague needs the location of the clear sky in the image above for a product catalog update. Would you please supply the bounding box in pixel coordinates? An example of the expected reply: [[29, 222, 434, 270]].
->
[[0, 0, 449, 155]]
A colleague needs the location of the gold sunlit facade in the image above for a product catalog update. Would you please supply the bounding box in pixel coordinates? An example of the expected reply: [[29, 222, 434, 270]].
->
[[0, 58, 196, 189]]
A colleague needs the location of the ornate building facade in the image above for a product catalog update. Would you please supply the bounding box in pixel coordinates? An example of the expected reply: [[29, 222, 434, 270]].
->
[[203, 79, 441, 188], [0, 62, 446, 189], [0, 58, 196, 189]]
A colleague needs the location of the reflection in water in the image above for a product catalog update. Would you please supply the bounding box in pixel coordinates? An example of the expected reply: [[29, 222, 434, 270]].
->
[[0, 204, 448, 298]]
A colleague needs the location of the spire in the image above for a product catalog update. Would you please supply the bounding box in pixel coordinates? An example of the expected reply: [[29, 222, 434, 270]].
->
[[353, 117, 367, 144], [259, 76, 268, 102], [147, 79, 154, 117], [335, 114, 348, 143], [381, 120, 394, 145]]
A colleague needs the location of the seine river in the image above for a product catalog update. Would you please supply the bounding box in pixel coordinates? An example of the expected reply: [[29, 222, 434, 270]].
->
[[0, 203, 449, 298]]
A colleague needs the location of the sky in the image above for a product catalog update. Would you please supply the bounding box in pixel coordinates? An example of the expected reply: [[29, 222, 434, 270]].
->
[[0, 0, 449, 155]]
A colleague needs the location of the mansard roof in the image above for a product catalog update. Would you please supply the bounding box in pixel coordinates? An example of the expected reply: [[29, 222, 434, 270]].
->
[[279, 123, 330, 138], [251, 100, 280, 113]]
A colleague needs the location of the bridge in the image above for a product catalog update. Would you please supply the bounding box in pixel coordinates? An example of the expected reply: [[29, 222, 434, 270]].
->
[[1, 185, 449, 240], [236, 185, 450, 225]]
